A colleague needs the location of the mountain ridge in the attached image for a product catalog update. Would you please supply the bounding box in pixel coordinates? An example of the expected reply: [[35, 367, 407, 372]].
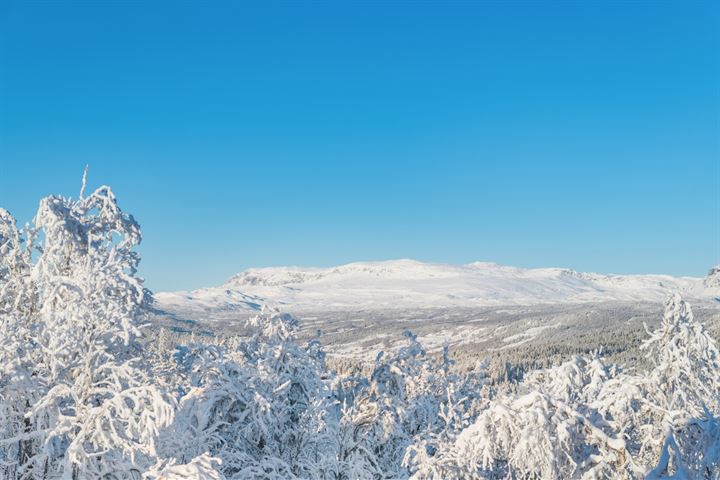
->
[[155, 259, 716, 314]]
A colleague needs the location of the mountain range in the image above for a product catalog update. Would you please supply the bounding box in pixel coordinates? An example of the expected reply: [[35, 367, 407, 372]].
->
[[155, 259, 718, 314]]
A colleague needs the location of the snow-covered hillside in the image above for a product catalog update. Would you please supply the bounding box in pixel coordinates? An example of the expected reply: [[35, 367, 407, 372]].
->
[[4, 183, 720, 478], [155, 259, 715, 314]]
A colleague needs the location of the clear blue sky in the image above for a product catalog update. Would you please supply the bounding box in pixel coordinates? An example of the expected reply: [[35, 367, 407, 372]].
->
[[1, 1, 718, 291]]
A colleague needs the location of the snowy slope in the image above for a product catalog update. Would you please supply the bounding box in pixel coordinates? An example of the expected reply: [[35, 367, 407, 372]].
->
[[154, 259, 716, 314]]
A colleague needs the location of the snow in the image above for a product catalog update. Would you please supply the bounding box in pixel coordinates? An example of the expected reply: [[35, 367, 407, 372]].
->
[[497, 323, 562, 351], [155, 259, 714, 314], [3, 180, 720, 479]]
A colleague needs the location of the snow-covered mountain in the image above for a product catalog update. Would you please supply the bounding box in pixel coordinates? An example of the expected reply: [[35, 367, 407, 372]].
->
[[155, 259, 716, 314]]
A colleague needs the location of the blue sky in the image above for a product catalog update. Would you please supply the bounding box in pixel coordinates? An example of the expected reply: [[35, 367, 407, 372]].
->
[[1, 1, 718, 291]]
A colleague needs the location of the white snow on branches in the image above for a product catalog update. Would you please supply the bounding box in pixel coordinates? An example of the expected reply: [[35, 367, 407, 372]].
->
[[1, 176, 718, 479]]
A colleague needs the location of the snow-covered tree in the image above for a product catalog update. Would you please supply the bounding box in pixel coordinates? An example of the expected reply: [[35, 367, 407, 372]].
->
[[639, 294, 720, 477], [0, 208, 43, 479], [0, 175, 215, 479], [167, 307, 343, 479], [340, 332, 480, 479], [414, 354, 629, 479]]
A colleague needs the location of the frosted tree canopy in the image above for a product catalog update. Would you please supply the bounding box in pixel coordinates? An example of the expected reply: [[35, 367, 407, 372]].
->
[[0, 179, 718, 479]]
